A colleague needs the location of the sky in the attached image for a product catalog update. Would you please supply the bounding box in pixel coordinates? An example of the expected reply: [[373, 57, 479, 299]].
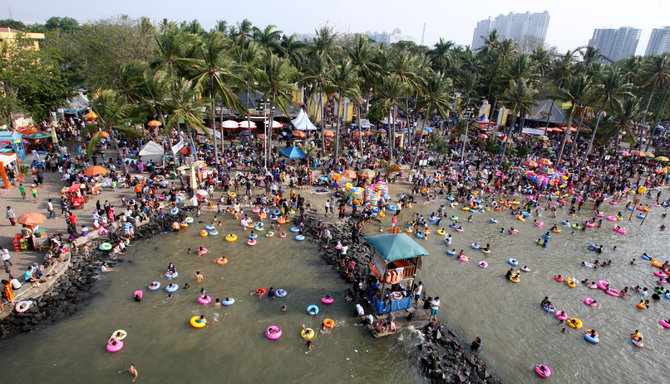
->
[[4, 0, 669, 55]]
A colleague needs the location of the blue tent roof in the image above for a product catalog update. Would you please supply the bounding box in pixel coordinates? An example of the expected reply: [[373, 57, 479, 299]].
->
[[364, 233, 429, 262], [279, 146, 306, 159]]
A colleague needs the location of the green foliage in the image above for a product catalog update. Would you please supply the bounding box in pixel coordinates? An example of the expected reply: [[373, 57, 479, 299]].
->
[[43, 16, 157, 90], [0, 36, 69, 125], [483, 136, 500, 154], [44, 17, 80, 32], [0, 19, 26, 30]]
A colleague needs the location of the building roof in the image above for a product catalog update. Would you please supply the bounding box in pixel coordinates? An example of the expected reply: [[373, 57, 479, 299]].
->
[[364, 233, 429, 262]]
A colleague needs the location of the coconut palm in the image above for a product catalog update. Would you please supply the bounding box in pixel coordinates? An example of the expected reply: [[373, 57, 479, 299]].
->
[[257, 55, 297, 167], [301, 54, 331, 153], [375, 75, 405, 162], [86, 89, 144, 174], [586, 67, 631, 155], [555, 74, 592, 166], [279, 34, 306, 69], [499, 78, 538, 161], [238, 42, 264, 135], [252, 24, 282, 60], [185, 31, 246, 161], [327, 60, 361, 164], [637, 53, 670, 146], [427, 38, 455, 73], [411, 71, 453, 169], [152, 23, 198, 80], [164, 78, 209, 160], [313, 26, 337, 60]]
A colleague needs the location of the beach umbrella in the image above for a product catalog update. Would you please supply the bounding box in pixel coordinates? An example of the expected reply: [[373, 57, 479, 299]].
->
[[645, 151, 655, 158], [477, 133, 488, 139], [323, 130, 335, 138], [631, 150, 646, 157], [357, 169, 376, 179], [342, 169, 357, 179], [17, 126, 38, 135], [655, 156, 669, 162], [26, 131, 51, 140], [269, 120, 283, 129], [523, 159, 538, 168], [99, 131, 110, 138], [537, 135, 549, 141], [84, 165, 108, 176], [147, 120, 162, 127], [221, 120, 239, 129], [617, 150, 630, 156], [238, 121, 257, 129], [292, 130, 306, 137], [85, 111, 98, 120], [196, 189, 208, 196], [538, 158, 553, 166], [18, 212, 47, 226]]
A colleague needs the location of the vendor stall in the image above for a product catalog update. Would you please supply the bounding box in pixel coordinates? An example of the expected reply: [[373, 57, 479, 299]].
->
[[0, 152, 22, 188], [61, 183, 87, 208]]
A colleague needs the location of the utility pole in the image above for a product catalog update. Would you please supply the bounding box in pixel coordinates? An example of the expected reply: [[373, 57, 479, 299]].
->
[[421, 23, 426, 46]]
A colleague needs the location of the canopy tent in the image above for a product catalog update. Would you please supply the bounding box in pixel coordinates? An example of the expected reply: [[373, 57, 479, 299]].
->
[[291, 109, 317, 131], [139, 141, 165, 164], [279, 145, 307, 159], [61, 91, 89, 117], [379, 118, 403, 127], [528, 99, 567, 125], [0, 130, 25, 158], [0, 153, 21, 188], [268, 120, 284, 129], [238, 121, 257, 129], [351, 119, 373, 129], [364, 233, 429, 262]]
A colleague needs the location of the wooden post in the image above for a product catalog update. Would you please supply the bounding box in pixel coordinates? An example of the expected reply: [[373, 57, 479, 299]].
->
[[628, 198, 639, 221]]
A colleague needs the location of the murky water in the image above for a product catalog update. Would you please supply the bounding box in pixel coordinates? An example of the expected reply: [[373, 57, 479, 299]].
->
[[403, 197, 670, 383], [0, 213, 421, 384], [4, 197, 670, 384]]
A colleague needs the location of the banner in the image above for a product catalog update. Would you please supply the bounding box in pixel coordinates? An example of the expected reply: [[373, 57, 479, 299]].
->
[[171, 137, 185, 154]]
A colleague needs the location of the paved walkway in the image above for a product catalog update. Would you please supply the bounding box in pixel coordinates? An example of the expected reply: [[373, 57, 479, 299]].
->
[[1, 167, 132, 317]]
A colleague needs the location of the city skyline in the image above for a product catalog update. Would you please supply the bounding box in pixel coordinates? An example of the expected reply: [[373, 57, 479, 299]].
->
[[2, 0, 668, 56]]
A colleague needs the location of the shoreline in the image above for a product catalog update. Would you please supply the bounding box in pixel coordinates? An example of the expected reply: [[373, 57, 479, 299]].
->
[[0, 207, 189, 339], [299, 212, 503, 384]]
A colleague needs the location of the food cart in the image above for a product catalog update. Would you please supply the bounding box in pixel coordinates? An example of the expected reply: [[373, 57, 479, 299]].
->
[[61, 183, 87, 208]]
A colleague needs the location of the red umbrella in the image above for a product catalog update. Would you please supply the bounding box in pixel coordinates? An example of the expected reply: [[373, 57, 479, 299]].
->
[[357, 169, 375, 179], [147, 120, 162, 127], [538, 158, 553, 166], [523, 159, 538, 168]]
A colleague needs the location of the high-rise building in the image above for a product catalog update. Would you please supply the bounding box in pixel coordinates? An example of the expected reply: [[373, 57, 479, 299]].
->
[[471, 11, 550, 52], [588, 27, 641, 62], [645, 27, 670, 56]]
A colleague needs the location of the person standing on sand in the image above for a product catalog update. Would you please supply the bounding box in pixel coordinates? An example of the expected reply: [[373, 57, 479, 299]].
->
[[118, 363, 138, 382], [429, 296, 441, 322], [6, 206, 16, 226], [30, 184, 39, 203], [18, 183, 25, 200]]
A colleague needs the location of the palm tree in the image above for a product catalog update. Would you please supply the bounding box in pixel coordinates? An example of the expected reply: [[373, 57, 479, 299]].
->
[[427, 38, 455, 73], [598, 97, 642, 162], [586, 66, 631, 155], [301, 55, 331, 154], [252, 24, 282, 60], [238, 42, 264, 137], [530, 46, 552, 80], [327, 60, 361, 164], [499, 78, 538, 161], [185, 31, 246, 162], [555, 74, 592, 166], [87, 90, 144, 174], [164, 79, 210, 161], [258, 55, 297, 168], [313, 26, 337, 59], [279, 34, 306, 69], [411, 71, 453, 169], [375, 75, 404, 162], [152, 23, 198, 80], [637, 53, 670, 146]]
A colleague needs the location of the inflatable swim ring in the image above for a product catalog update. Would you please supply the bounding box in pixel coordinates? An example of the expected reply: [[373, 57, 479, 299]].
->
[[15, 300, 32, 313], [535, 364, 551, 378], [222, 298, 235, 306], [301, 328, 315, 339], [255, 288, 267, 296], [321, 297, 334, 304], [295, 235, 305, 241], [478, 261, 488, 268], [275, 289, 287, 298], [266, 326, 282, 340], [307, 305, 319, 315], [584, 298, 597, 307], [265, 231, 275, 238], [106, 339, 124, 352], [165, 284, 179, 293], [508, 258, 519, 266], [323, 318, 335, 328], [214, 257, 228, 265], [225, 234, 237, 242], [148, 281, 161, 291], [567, 318, 583, 329], [190, 316, 206, 328], [209, 230, 218, 236], [247, 239, 257, 246], [198, 295, 212, 305]]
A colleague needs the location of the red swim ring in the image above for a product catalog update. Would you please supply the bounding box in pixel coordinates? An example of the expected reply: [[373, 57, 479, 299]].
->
[[255, 288, 267, 296]]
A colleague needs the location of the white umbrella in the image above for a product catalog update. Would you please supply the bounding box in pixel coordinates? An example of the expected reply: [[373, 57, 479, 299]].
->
[[196, 189, 208, 196], [270, 120, 283, 128], [238, 121, 257, 129], [222, 120, 239, 129]]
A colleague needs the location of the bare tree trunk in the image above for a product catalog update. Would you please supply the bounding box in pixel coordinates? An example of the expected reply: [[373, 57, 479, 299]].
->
[[357, 105, 363, 151], [586, 103, 606, 156], [335, 96, 342, 164], [412, 106, 431, 169], [569, 107, 585, 156], [645, 83, 670, 151], [556, 108, 576, 168]]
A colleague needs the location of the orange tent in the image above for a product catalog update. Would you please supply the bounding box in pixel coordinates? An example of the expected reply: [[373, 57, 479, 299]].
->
[[323, 130, 335, 138], [84, 165, 108, 176], [292, 130, 306, 137], [85, 111, 98, 120]]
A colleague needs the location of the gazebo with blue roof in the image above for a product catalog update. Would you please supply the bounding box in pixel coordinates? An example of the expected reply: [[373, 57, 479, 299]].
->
[[364, 233, 429, 314]]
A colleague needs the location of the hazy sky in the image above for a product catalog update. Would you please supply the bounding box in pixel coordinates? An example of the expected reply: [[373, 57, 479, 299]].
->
[[5, 0, 668, 55]]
